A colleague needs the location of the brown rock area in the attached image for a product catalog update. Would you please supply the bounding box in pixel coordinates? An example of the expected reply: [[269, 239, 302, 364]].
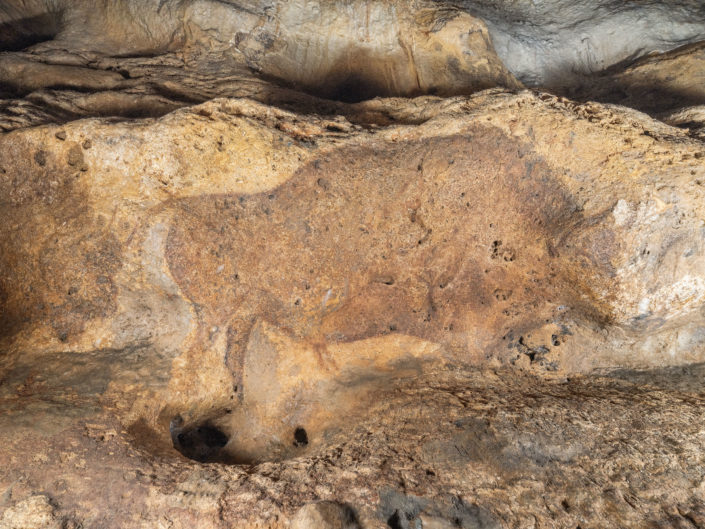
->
[[2, 1, 705, 528], [2, 90, 705, 528]]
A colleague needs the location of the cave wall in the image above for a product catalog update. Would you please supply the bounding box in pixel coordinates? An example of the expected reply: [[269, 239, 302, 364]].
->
[[2, 1, 705, 528]]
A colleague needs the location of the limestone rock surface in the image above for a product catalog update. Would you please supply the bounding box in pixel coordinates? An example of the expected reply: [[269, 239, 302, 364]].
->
[[0, 0, 520, 132], [2, 89, 705, 528], [2, 1, 705, 528], [4, 0, 705, 131], [459, 0, 705, 89]]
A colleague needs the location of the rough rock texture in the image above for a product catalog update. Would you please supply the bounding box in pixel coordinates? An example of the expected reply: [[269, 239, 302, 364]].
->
[[459, 0, 705, 89], [2, 358, 705, 528], [577, 41, 705, 122], [5, 0, 705, 131], [0, 0, 520, 132], [3, 0, 705, 528], [3, 90, 705, 527]]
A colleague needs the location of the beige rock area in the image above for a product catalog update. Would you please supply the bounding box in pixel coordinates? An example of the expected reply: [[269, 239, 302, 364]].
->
[[2, 1, 705, 528]]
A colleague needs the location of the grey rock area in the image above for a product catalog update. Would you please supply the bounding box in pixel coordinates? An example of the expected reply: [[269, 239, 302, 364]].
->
[[459, 0, 705, 89]]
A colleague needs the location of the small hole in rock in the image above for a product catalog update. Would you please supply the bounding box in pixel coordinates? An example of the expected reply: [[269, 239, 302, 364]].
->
[[293, 427, 309, 447], [172, 422, 229, 463], [387, 511, 403, 529]]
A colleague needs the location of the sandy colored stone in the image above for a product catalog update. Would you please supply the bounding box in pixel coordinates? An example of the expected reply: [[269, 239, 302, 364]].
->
[[4, 92, 705, 372], [575, 41, 705, 116], [2, 1, 705, 528], [0, 495, 62, 529], [290, 502, 360, 529], [1, 91, 705, 527], [1, 361, 705, 528]]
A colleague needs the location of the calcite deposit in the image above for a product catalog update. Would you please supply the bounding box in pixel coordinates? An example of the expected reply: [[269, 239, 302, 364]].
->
[[2, 1, 705, 528]]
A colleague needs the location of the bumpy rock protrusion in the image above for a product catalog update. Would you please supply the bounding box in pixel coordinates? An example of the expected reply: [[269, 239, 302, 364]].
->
[[291, 502, 360, 529]]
